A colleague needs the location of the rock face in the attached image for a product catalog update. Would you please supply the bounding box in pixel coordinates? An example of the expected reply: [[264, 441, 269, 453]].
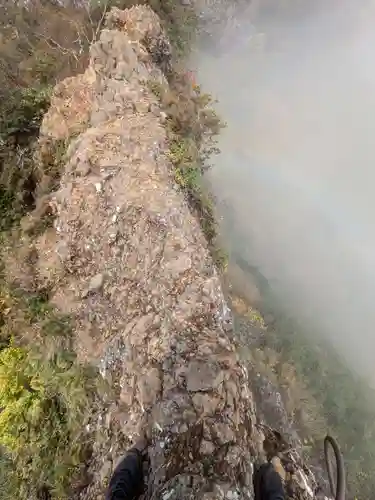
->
[[37, 5, 321, 500]]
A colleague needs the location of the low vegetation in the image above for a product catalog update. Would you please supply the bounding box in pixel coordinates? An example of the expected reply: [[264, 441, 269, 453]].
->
[[148, 74, 225, 269], [0, 278, 103, 498], [264, 313, 375, 500], [0, 87, 52, 232], [0, 344, 97, 498], [230, 259, 375, 500], [231, 295, 327, 449]]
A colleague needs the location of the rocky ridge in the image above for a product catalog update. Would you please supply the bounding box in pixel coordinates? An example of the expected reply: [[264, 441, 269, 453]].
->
[[35, 5, 325, 499]]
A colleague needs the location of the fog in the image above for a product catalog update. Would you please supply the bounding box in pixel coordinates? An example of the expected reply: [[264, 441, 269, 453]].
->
[[192, 1, 375, 382]]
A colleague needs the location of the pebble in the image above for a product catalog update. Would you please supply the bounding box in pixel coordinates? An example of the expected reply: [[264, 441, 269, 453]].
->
[[200, 439, 215, 455], [89, 273, 104, 292], [100, 460, 112, 481], [76, 161, 91, 176]]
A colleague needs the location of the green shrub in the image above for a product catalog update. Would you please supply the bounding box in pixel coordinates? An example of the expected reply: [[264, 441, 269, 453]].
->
[[0, 344, 97, 498], [0, 87, 51, 141], [0, 284, 101, 498], [150, 0, 198, 57], [0, 86, 52, 232]]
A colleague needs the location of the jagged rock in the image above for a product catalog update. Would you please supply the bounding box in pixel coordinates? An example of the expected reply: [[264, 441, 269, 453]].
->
[[192, 392, 221, 415], [200, 439, 215, 455], [226, 445, 242, 467], [76, 161, 91, 177], [40, 68, 96, 140], [212, 422, 235, 444], [137, 368, 162, 407], [186, 360, 225, 392], [252, 373, 300, 448]]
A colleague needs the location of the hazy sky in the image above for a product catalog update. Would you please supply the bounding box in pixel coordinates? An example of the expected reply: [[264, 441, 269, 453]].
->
[[193, 0, 375, 381]]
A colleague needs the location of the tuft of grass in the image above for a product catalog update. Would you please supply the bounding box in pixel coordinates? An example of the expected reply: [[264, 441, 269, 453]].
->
[[41, 315, 72, 339], [25, 293, 51, 324], [36, 138, 70, 195], [21, 137, 69, 238], [153, 0, 198, 57], [0, 87, 68, 238]]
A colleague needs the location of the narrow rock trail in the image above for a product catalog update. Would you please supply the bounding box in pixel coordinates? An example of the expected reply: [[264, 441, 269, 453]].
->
[[39, 7, 265, 499], [36, 4, 324, 499]]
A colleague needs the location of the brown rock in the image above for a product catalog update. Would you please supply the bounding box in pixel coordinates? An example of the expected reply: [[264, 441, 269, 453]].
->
[[134, 100, 151, 114], [200, 439, 215, 455], [40, 68, 95, 140], [186, 361, 225, 392], [137, 367, 161, 407], [120, 375, 136, 406], [89, 273, 104, 292], [225, 446, 242, 467], [76, 161, 91, 177], [212, 422, 235, 444], [192, 393, 221, 416]]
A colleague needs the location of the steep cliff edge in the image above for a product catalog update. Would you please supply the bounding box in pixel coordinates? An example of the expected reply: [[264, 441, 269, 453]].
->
[[8, 5, 323, 499]]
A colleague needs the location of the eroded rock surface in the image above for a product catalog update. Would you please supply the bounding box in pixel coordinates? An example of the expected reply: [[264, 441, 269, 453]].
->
[[36, 5, 322, 500]]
